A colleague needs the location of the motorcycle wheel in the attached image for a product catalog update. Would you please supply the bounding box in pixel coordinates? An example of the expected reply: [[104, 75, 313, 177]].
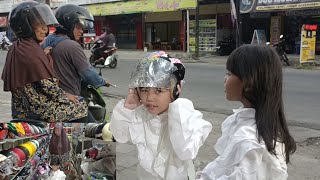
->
[[282, 54, 290, 66], [109, 59, 117, 69], [89, 55, 96, 67]]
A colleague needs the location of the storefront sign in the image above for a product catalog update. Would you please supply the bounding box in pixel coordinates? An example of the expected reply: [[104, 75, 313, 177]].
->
[[300, 24, 317, 63], [85, 0, 196, 16], [13, 0, 46, 4], [240, 0, 320, 13], [50, 0, 122, 8], [286, 9, 320, 16]]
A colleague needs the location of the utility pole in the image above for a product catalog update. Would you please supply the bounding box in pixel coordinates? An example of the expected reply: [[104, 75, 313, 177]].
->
[[195, 0, 200, 59], [235, 0, 242, 47], [186, 9, 190, 53]]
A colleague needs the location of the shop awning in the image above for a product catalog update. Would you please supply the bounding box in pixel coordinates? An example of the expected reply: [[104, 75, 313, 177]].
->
[[0, 17, 7, 27], [240, 0, 320, 13], [84, 0, 197, 16]]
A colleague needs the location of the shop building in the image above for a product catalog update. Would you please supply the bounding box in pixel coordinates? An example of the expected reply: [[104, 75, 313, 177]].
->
[[240, 0, 320, 54], [0, 0, 235, 53], [82, 0, 232, 53], [82, 0, 198, 51]]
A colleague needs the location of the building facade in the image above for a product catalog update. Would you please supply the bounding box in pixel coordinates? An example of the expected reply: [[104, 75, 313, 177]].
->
[[240, 0, 320, 54], [0, 0, 233, 53]]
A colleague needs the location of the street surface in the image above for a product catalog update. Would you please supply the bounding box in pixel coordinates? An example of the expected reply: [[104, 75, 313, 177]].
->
[[97, 53, 320, 130], [1, 50, 320, 130]]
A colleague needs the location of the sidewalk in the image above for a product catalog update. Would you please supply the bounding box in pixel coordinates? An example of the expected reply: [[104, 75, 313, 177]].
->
[[84, 49, 229, 65], [85, 49, 320, 67], [102, 95, 320, 180]]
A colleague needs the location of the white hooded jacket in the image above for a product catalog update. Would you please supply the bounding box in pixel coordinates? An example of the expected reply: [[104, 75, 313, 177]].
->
[[198, 107, 288, 180], [110, 98, 212, 180]]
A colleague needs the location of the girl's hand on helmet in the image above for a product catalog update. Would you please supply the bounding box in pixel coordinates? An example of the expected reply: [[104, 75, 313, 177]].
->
[[124, 88, 141, 110]]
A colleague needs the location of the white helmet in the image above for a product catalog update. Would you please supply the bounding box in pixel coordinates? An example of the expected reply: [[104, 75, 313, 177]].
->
[[102, 123, 112, 141]]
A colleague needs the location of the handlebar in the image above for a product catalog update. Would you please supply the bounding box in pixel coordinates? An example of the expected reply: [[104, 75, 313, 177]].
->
[[106, 83, 117, 88], [272, 39, 285, 46]]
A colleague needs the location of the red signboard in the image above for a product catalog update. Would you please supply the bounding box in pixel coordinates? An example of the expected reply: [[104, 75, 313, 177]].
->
[[305, 24, 317, 31]]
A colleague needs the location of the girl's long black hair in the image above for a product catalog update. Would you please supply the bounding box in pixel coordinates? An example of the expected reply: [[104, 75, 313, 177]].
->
[[226, 44, 296, 163]]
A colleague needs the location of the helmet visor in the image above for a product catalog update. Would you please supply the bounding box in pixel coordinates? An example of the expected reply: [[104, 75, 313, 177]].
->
[[28, 4, 59, 27], [78, 18, 94, 30]]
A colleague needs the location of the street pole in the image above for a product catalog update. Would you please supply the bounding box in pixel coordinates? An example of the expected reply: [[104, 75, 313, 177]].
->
[[142, 13, 145, 50], [195, 0, 200, 59], [187, 9, 190, 53]]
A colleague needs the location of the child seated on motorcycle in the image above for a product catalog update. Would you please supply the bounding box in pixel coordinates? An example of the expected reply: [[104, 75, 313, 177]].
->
[[110, 51, 212, 180]]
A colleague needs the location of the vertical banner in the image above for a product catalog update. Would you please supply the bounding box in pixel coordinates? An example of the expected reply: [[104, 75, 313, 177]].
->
[[270, 16, 281, 45], [300, 24, 317, 63], [189, 19, 216, 52], [230, 0, 237, 24]]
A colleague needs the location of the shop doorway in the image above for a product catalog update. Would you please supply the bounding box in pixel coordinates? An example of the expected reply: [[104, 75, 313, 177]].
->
[[145, 22, 181, 51], [105, 14, 142, 49]]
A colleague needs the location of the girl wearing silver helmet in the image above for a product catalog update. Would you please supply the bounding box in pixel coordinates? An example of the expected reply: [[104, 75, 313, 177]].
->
[[110, 51, 213, 180]]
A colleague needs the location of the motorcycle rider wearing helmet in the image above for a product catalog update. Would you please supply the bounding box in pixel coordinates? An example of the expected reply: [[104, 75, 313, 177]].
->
[[93, 27, 116, 64], [42, 4, 109, 98], [1, 1, 88, 122]]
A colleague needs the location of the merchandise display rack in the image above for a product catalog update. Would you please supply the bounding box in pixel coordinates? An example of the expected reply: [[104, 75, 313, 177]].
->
[[7, 135, 50, 180], [0, 134, 47, 151]]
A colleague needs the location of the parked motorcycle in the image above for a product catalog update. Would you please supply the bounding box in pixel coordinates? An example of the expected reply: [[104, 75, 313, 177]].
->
[[0, 35, 12, 51], [89, 40, 118, 69], [266, 35, 290, 66], [215, 38, 235, 56]]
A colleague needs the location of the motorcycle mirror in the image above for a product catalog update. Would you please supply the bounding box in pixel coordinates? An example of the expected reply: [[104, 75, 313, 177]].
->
[[280, 35, 283, 38]]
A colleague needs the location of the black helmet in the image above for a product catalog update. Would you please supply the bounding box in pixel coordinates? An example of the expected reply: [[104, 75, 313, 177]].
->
[[55, 4, 94, 32], [9, 1, 58, 38]]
